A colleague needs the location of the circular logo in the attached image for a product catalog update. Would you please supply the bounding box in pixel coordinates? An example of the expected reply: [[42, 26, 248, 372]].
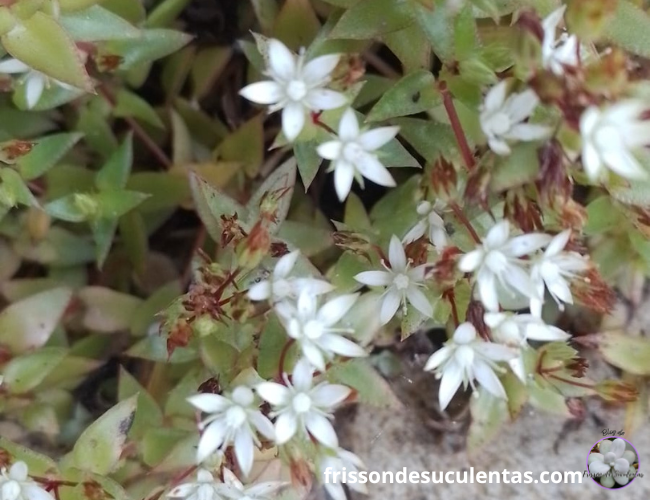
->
[[587, 437, 639, 489]]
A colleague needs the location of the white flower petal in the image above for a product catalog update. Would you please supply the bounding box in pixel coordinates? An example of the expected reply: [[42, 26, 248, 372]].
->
[[388, 235, 407, 270], [234, 429, 255, 477], [333, 160, 355, 201], [485, 221, 510, 248], [239, 81, 283, 105], [402, 220, 426, 244], [458, 249, 484, 272], [301, 341, 327, 371], [504, 89, 539, 123], [357, 126, 400, 151], [602, 148, 648, 179], [488, 137, 511, 156], [406, 287, 433, 317], [274, 412, 298, 444], [503, 233, 551, 257], [505, 123, 550, 141], [188, 394, 230, 413], [477, 269, 499, 312], [304, 88, 347, 111], [9, 462, 29, 481], [380, 288, 401, 324], [256, 382, 290, 405], [338, 108, 359, 141], [267, 39, 296, 81], [438, 360, 463, 410], [525, 323, 570, 342], [473, 359, 506, 399], [484, 81, 507, 112], [0, 59, 30, 73], [424, 346, 452, 371], [25, 74, 45, 110], [291, 357, 314, 391], [316, 140, 343, 160], [582, 142, 603, 181], [473, 341, 517, 361], [248, 281, 271, 301], [354, 270, 392, 287], [250, 411, 275, 441], [197, 422, 227, 462], [274, 250, 299, 278], [167, 483, 196, 498], [302, 54, 340, 86], [355, 152, 395, 187], [545, 230, 571, 257], [281, 101, 306, 141], [318, 333, 367, 358], [318, 293, 358, 326], [305, 413, 339, 448], [311, 384, 351, 408]]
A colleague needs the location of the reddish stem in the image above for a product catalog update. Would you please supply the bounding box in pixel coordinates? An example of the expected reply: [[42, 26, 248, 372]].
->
[[444, 289, 460, 327], [438, 81, 475, 171], [547, 373, 595, 390], [99, 86, 173, 170], [310, 111, 336, 135], [277, 339, 295, 381], [450, 202, 482, 245]]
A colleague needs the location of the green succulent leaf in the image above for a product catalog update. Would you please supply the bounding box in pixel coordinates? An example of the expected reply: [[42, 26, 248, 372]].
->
[[17, 132, 84, 181], [60, 5, 141, 42], [367, 70, 441, 122]]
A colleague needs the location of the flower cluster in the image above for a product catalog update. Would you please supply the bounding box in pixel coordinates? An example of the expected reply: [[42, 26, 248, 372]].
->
[[0, 462, 53, 500], [240, 38, 399, 201]]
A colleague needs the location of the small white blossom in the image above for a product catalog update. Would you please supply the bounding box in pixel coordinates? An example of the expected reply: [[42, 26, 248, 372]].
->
[[484, 311, 570, 382], [354, 235, 432, 325], [275, 291, 366, 371], [458, 221, 551, 312], [316, 108, 398, 201], [529, 230, 589, 316], [480, 81, 550, 156], [167, 469, 224, 500], [188, 386, 275, 476], [239, 39, 346, 141], [0, 462, 53, 500], [402, 200, 448, 250], [424, 322, 517, 410], [580, 100, 650, 182], [318, 447, 367, 500], [588, 438, 637, 487], [0, 58, 74, 110], [248, 251, 333, 303], [218, 468, 286, 500], [256, 358, 350, 447], [541, 6, 580, 76]]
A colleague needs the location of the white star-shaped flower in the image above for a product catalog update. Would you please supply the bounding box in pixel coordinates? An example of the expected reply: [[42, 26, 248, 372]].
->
[[218, 468, 286, 500], [0, 58, 74, 110], [541, 6, 580, 76], [580, 100, 650, 182], [167, 469, 224, 500], [188, 387, 275, 476], [274, 291, 367, 371], [247, 250, 334, 303], [484, 311, 570, 382], [318, 447, 367, 500], [402, 200, 448, 249], [458, 221, 551, 312], [239, 39, 347, 141], [480, 81, 551, 156], [316, 108, 398, 201], [354, 235, 432, 325], [529, 230, 589, 316], [588, 438, 637, 487], [424, 322, 518, 410], [256, 358, 350, 447], [0, 462, 53, 500]]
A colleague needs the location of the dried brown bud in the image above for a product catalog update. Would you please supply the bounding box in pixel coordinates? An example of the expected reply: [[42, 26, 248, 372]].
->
[[430, 246, 462, 287], [566, 357, 589, 378], [220, 213, 246, 248], [429, 159, 457, 199], [466, 301, 489, 340], [332, 231, 374, 262], [166, 320, 193, 357], [504, 190, 544, 233], [464, 163, 491, 211], [572, 268, 616, 314], [537, 139, 572, 204], [84, 481, 107, 500], [566, 398, 587, 420], [595, 380, 639, 403], [238, 221, 271, 269], [198, 377, 222, 395], [516, 9, 544, 42], [270, 241, 290, 257], [0, 140, 33, 163]]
